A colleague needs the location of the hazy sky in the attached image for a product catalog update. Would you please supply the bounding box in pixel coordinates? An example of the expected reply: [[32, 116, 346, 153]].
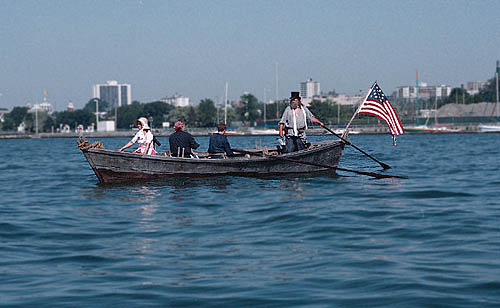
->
[[1, 0, 499, 110]]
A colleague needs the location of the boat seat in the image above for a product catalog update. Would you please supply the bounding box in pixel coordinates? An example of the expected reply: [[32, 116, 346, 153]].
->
[[208, 153, 227, 159]]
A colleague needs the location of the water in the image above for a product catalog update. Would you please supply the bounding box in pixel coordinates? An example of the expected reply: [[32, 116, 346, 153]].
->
[[1, 133, 499, 307]]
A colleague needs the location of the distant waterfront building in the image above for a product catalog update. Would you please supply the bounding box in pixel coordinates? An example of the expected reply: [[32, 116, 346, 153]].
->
[[394, 83, 452, 100], [67, 101, 74, 112], [330, 93, 364, 106], [93, 80, 131, 107], [307, 93, 363, 107], [28, 97, 53, 114], [300, 78, 321, 99], [160, 94, 190, 107], [97, 120, 116, 132], [466, 81, 487, 95]]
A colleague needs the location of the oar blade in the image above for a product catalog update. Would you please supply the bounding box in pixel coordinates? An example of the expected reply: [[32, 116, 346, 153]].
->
[[380, 162, 392, 170]]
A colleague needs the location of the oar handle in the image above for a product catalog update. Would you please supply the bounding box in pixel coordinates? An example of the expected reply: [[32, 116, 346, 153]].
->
[[320, 125, 392, 170]]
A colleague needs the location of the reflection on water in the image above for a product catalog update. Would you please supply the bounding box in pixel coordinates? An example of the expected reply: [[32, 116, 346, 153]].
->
[[81, 177, 234, 202], [279, 181, 306, 201]]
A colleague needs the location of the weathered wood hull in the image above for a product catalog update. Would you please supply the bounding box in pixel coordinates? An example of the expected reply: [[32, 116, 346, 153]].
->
[[81, 140, 345, 183]]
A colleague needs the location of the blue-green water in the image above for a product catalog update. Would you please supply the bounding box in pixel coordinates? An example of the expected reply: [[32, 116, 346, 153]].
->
[[1, 133, 499, 307]]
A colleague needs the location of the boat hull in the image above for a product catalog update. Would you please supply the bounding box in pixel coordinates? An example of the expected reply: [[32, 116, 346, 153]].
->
[[81, 140, 345, 183], [479, 124, 500, 132]]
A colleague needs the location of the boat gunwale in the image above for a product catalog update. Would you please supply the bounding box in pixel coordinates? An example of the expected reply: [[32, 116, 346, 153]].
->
[[82, 139, 344, 164]]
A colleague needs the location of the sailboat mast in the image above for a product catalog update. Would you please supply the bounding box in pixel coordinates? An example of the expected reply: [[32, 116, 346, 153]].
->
[[416, 70, 419, 125], [496, 60, 499, 117], [263, 88, 266, 125], [35, 106, 38, 135], [434, 95, 438, 125], [224, 82, 228, 124], [275, 62, 279, 119]]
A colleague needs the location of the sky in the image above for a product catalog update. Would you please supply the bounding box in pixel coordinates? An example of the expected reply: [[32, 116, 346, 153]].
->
[[1, 0, 499, 110]]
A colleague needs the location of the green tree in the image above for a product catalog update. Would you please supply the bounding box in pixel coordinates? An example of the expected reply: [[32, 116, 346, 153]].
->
[[186, 106, 197, 126], [24, 111, 51, 132], [442, 88, 471, 106], [5, 107, 29, 127], [143, 101, 173, 128], [308, 100, 338, 123], [2, 117, 14, 131], [197, 99, 217, 127], [24, 113, 35, 132], [267, 100, 288, 120], [167, 107, 189, 124], [55, 110, 94, 129], [238, 93, 260, 124], [473, 77, 498, 103], [43, 115, 56, 132], [83, 98, 109, 113], [116, 101, 144, 129]]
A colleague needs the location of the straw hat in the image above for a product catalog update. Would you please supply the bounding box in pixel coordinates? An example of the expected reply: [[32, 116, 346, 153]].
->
[[134, 117, 150, 130]]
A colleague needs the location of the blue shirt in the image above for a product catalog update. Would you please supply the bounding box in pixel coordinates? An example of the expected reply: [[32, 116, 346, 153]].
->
[[208, 133, 234, 156]]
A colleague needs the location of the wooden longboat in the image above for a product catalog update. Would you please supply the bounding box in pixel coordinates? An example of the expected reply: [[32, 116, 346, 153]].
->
[[79, 139, 345, 183]]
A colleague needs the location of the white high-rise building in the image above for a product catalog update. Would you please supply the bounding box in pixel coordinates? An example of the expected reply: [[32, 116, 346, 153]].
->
[[394, 83, 451, 99], [300, 78, 321, 99], [93, 80, 131, 107], [160, 95, 190, 107]]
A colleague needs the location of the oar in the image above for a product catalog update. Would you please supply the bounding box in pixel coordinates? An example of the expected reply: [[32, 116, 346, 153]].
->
[[233, 149, 407, 179], [320, 124, 392, 170]]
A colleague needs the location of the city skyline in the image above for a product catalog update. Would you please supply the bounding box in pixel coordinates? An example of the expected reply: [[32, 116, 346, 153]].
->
[[1, 0, 500, 110]]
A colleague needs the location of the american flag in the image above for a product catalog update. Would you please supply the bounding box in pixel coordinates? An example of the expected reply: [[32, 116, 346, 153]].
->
[[358, 82, 404, 145]]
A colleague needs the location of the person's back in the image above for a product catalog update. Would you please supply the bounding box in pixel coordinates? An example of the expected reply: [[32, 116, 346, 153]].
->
[[208, 123, 234, 157], [169, 121, 200, 157]]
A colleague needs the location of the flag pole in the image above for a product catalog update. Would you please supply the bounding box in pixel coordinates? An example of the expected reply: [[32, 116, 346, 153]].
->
[[341, 81, 376, 139]]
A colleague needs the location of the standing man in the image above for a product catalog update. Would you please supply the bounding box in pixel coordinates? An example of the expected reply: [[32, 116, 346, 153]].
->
[[279, 92, 324, 153], [208, 122, 235, 158], [169, 121, 200, 157]]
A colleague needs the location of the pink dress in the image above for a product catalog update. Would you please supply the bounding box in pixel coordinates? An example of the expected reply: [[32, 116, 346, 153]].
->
[[131, 130, 156, 155]]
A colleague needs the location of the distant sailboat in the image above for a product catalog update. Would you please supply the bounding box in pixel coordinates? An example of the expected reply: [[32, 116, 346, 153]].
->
[[406, 90, 462, 133]]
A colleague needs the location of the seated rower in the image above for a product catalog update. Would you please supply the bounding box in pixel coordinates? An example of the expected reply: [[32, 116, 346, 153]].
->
[[119, 117, 156, 155], [169, 121, 200, 157], [208, 122, 235, 158], [279, 91, 324, 153]]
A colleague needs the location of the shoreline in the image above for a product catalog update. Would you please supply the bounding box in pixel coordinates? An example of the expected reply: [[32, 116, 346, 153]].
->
[[0, 125, 496, 139]]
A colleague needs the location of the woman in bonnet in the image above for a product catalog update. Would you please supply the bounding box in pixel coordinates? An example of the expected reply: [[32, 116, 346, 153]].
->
[[119, 117, 156, 155]]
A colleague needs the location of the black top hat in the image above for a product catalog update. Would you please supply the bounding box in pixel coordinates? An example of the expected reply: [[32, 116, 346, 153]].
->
[[290, 91, 301, 100]]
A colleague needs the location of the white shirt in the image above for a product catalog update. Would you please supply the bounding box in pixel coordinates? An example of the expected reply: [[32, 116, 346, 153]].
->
[[131, 130, 154, 154]]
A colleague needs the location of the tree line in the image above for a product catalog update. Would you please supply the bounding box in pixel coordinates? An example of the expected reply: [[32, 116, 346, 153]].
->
[[1, 94, 288, 132], [2, 77, 498, 132]]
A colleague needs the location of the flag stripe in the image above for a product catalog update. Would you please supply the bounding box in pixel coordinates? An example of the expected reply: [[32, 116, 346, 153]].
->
[[360, 101, 396, 132], [357, 83, 405, 146]]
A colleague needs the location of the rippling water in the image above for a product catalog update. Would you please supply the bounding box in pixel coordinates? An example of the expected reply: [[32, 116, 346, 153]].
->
[[1, 133, 499, 307]]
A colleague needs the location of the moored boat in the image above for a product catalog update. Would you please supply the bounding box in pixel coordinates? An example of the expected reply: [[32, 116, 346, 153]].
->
[[405, 125, 462, 133], [478, 124, 500, 132]]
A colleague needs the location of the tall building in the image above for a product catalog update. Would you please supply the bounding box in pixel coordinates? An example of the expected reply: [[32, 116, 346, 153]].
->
[[160, 94, 190, 107], [300, 78, 320, 99], [93, 80, 131, 107]]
